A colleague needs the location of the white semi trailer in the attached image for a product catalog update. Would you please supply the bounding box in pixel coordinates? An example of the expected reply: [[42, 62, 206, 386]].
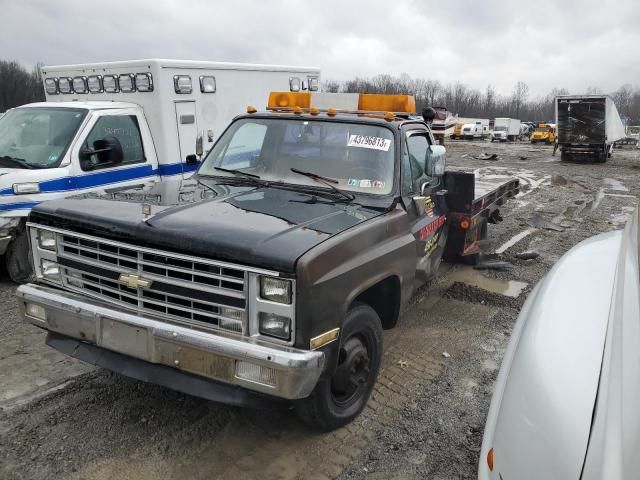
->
[[555, 95, 625, 163]]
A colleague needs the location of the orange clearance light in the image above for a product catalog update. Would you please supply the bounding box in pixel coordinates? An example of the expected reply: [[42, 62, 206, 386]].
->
[[326, 107, 337, 117], [294, 106, 303, 114], [247, 105, 257, 114], [459, 218, 470, 230], [267, 91, 311, 109], [384, 111, 395, 122], [487, 448, 494, 471], [310, 106, 319, 115], [358, 94, 416, 113]]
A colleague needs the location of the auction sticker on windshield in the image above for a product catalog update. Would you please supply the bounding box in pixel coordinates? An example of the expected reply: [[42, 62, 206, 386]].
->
[[347, 135, 391, 151]]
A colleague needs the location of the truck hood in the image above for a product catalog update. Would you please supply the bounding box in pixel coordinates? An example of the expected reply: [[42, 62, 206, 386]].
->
[[29, 182, 386, 272]]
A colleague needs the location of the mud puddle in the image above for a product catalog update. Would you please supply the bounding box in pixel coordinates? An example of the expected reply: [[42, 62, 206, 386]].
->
[[448, 267, 527, 298]]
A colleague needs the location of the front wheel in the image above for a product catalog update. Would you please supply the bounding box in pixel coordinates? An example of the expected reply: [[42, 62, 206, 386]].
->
[[6, 227, 34, 284], [295, 303, 383, 431]]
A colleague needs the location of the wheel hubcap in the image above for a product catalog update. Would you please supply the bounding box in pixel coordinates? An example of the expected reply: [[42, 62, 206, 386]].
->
[[331, 336, 371, 406]]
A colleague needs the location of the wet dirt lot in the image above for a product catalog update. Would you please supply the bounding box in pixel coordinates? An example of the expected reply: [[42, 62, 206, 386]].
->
[[1, 141, 639, 480]]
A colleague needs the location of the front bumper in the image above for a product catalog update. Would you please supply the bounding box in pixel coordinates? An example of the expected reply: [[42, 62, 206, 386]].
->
[[17, 284, 325, 400]]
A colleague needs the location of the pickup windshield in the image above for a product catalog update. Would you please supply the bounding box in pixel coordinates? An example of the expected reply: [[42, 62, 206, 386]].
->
[[0, 107, 87, 168], [199, 118, 395, 195]]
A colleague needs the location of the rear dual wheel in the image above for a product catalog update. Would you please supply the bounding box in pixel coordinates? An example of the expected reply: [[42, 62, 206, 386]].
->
[[295, 303, 383, 431]]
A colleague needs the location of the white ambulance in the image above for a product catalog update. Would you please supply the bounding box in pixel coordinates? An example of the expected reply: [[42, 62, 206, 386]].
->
[[0, 59, 320, 281]]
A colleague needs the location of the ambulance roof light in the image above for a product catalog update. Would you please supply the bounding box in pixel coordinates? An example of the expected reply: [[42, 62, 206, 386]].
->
[[266, 92, 417, 116]]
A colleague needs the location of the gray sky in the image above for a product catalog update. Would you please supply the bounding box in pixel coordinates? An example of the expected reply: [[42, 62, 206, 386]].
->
[[2, 0, 638, 97]]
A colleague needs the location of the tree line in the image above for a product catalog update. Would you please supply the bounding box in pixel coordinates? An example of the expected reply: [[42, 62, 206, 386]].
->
[[0, 60, 45, 112], [325, 74, 640, 125], [1, 59, 639, 125]]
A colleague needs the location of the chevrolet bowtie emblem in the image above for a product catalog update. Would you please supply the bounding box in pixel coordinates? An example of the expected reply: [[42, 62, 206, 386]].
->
[[119, 273, 152, 289]]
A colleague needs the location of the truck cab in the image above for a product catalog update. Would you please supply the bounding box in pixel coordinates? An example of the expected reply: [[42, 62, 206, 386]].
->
[[17, 92, 518, 431], [0, 59, 320, 281]]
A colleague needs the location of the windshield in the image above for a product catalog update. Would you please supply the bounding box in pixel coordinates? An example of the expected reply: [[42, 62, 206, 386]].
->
[[534, 127, 549, 132], [199, 118, 396, 195], [0, 107, 87, 168], [494, 126, 507, 131]]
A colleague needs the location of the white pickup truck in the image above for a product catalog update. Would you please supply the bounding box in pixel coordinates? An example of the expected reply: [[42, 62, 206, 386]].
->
[[0, 59, 320, 281]]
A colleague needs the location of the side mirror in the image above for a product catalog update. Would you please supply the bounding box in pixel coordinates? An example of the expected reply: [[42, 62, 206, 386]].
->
[[426, 145, 446, 177], [186, 154, 198, 165], [196, 132, 204, 157], [422, 107, 436, 123], [79, 136, 123, 169]]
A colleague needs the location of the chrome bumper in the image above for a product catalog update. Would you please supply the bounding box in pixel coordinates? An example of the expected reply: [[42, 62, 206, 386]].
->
[[17, 284, 325, 400]]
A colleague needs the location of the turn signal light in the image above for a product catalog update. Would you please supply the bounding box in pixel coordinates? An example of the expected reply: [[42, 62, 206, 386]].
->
[[358, 94, 416, 113], [267, 92, 311, 109], [487, 448, 494, 471], [459, 218, 471, 230], [266, 92, 417, 114]]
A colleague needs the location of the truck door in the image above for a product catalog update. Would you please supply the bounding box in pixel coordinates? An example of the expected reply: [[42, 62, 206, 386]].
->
[[69, 109, 158, 194], [401, 128, 448, 283], [174, 101, 199, 177]]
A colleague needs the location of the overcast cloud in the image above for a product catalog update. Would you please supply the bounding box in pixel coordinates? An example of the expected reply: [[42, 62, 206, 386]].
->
[[2, 0, 638, 97]]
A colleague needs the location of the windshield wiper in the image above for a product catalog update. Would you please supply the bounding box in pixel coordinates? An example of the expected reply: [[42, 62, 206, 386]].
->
[[214, 166, 261, 179], [290, 168, 355, 202], [0, 155, 35, 169]]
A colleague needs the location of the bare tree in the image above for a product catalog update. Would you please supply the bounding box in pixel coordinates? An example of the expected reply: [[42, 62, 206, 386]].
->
[[511, 81, 529, 118], [612, 84, 634, 117], [0, 60, 45, 112], [423, 79, 442, 106], [323, 80, 340, 93]]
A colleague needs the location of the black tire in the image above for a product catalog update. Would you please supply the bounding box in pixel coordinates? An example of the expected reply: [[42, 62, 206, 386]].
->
[[295, 303, 383, 431], [6, 227, 34, 284], [560, 151, 571, 162]]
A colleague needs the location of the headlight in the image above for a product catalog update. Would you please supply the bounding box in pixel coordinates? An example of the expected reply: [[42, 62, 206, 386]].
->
[[135, 73, 153, 92], [119, 73, 136, 93], [259, 312, 291, 340], [58, 77, 73, 94], [37, 230, 57, 251], [103, 75, 119, 93], [87, 75, 103, 93], [259, 276, 292, 304], [199, 75, 216, 93], [13, 183, 40, 194], [174, 75, 192, 94], [41, 259, 60, 282], [72, 76, 88, 94], [44, 78, 58, 95]]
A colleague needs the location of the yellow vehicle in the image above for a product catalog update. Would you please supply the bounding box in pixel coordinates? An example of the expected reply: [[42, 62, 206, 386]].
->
[[530, 123, 557, 144], [452, 122, 465, 139]]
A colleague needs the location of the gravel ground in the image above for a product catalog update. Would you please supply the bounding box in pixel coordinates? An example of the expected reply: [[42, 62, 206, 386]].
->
[[0, 140, 638, 480]]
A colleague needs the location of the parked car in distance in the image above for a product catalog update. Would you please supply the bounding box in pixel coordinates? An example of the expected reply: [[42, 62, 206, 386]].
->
[[479, 208, 640, 480]]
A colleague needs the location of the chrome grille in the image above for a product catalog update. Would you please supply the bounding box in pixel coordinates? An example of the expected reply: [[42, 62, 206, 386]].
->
[[56, 232, 248, 334]]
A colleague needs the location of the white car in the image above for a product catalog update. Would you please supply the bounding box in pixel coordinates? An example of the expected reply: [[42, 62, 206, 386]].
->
[[479, 208, 640, 480]]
